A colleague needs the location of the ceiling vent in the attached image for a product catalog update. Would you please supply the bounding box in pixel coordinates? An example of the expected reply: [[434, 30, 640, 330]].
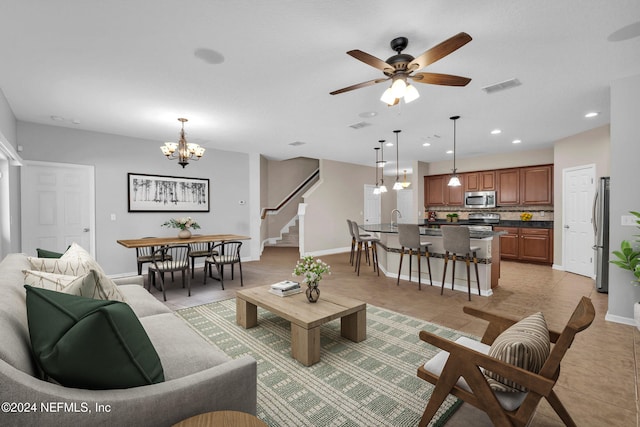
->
[[482, 78, 521, 94], [288, 141, 305, 146], [349, 121, 372, 130]]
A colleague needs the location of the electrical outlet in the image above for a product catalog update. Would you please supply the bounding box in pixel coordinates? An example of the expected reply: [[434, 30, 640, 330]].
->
[[540, 211, 545, 217], [110, 213, 116, 221], [621, 215, 637, 226]]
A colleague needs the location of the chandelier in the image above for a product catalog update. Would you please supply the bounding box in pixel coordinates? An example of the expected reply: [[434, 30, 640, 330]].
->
[[160, 118, 205, 168]]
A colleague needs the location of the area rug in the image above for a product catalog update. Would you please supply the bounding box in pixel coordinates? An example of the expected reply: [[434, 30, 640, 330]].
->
[[176, 299, 468, 427]]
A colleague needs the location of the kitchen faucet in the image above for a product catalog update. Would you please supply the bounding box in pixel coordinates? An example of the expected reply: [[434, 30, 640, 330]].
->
[[391, 209, 402, 227]]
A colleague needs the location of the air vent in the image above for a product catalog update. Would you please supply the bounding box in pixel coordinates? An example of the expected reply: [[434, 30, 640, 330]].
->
[[482, 78, 522, 94], [289, 141, 305, 147], [349, 121, 372, 130]]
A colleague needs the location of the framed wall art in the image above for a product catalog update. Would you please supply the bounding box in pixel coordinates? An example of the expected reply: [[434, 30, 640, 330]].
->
[[128, 173, 210, 212]]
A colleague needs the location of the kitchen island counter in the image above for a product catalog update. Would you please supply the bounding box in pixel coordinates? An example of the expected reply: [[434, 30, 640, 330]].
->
[[359, 223, 502, 295]]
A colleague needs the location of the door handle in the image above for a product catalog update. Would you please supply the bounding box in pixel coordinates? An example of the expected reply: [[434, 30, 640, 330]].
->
[[564, 225, 569, 229], [83, 228, 90, 232]]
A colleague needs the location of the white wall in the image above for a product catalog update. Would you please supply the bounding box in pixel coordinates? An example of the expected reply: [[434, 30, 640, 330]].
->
[[17, 121, 253, 275], [0, 89, 20, 255], [608, 74, 640, 322]]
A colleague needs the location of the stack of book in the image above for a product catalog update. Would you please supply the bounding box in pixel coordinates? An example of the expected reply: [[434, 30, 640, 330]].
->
[[269, 280, 302, 297]]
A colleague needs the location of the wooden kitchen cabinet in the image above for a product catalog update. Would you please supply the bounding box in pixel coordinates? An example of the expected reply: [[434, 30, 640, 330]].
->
[[496, 165, 553, 206], [464, 171, 496, 191], [520, 165, 553, 205], [519, 228, 552, 263], [494, 227, 519, 260], [496, 169, 520, 205], [424, 175, 464, 206], [494, 226, 552, 264]]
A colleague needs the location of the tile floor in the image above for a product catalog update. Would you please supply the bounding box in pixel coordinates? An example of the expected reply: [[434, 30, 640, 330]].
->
[[145, 247, 639, 427]]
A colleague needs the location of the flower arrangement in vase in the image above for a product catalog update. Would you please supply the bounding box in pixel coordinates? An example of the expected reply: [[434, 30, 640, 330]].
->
[[293, 256, 330, 302], [162, 217, 201, 238]]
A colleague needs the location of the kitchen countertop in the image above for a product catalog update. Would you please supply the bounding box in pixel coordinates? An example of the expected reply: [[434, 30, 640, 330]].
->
[[361, 223, 504, 239], [422, 219, 554, 229]]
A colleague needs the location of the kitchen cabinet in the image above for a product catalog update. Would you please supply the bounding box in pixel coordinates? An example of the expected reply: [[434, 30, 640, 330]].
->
[[520, 165, 553, 205], [424, 175, 464, 206], [494, 226, 552, 264], [464, 171, 496, 191], [496, 165, 553, 206], [496, 169, 520, 205]]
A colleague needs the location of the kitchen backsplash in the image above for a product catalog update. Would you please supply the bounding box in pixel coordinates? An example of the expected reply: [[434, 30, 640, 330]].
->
[[425, 207, 554, 221]]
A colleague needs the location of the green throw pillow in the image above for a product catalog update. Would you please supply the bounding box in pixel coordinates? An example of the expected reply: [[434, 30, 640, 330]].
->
[[36, 248, 65, 258], [25, 285, 164, 389]]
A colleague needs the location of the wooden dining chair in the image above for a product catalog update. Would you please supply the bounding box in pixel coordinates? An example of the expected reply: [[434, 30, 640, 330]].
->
[[188, 242, 214, 278], [147, 245, 191, 301], [416, 297, 595, 427], [203, 241, 243, 290]]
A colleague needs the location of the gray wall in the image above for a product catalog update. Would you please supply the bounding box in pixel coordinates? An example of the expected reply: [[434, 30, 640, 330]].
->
[[17, 121, 252, 275], [609, 73, 640, 321]]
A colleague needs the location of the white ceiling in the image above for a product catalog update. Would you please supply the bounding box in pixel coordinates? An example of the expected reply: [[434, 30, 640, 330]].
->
[[1, 1, 639, 174]]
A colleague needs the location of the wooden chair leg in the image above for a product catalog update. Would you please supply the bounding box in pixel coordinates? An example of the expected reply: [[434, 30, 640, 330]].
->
[[408, 249, 413, 283], [440, 252, 449, 295], [546, 390, 577, 427], [465, 255, 471, 301], [238, 260, 244, 286], [355, 242, 362, 276], [451, 255, 457, 290], [397, 246, 404, 285], [216, 263, 225, 290], [372, 243, 379, 276], [425, 249, 433, 286], [364, 242, 370, 265], [417, 249, 422, 291], [473, 251, 481, 296], [350, 237, 355, 265], [157, 272, 167, 302]]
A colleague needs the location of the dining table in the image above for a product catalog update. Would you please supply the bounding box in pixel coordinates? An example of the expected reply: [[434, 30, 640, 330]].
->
[[116, 234, 251, 248]]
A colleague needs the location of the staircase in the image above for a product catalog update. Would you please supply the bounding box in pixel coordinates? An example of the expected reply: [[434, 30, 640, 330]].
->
[[265, 219, 299, 247]]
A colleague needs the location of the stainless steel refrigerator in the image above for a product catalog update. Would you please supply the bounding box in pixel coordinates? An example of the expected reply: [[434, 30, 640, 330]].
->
[[592, 176, 610, 293]]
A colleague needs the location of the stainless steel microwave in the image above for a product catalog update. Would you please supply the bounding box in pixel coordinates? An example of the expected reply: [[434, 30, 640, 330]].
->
[[464, 191, 496, 208]]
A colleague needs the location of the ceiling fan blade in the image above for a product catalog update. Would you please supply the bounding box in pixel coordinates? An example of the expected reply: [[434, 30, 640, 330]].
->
[[407, 32, 472, 71], [410, 72, 471, 86], [330, 78, 389, 95], [347, 50, 395, 73]]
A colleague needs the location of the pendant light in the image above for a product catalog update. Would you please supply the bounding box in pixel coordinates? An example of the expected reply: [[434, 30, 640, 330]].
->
[[392, 130, 403, 190], [378, 140, 388, 193], [373, 147, 381, 195], [448, 116, 461, 187]]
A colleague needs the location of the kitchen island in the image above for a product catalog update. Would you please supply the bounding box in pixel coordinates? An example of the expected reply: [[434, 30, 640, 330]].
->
[[360, 224, 503, 296]]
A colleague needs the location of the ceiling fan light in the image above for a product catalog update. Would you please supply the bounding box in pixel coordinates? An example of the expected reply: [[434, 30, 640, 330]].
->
[[403, 84, 420, 103], [448, 175, 461, 187], [380, 88, 396, 105], [391, 78, 407, 98]]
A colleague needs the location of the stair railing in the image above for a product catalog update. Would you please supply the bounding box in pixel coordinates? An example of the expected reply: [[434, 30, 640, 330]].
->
[[261, 169, 319, 219]]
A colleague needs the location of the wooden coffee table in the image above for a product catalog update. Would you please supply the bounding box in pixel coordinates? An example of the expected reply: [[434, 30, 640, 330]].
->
[[236, 284, 366, 366]]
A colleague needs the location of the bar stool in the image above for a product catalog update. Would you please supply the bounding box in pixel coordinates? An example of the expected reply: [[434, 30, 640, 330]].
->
[[397, 224, 433, 290], [346, 219, 371, 266], [350, 220, 379, 276], [440, 225, 481, 301]]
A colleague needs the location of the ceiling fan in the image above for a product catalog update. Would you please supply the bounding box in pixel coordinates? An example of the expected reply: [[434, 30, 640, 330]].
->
[[330, 32, 472, 105]]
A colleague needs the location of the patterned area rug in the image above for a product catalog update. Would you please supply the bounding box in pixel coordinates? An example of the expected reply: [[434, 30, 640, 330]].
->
[[176, 299, 466, 427]]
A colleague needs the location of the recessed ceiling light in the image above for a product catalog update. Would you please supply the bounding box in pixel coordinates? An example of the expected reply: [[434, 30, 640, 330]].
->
[[585, 112, 599, 118], [422, 142, 431, 147], [512, 139, 522, 144], [386, 142, 393, 147], [446, 150, 453, 154], [491, 129, 502, 135]]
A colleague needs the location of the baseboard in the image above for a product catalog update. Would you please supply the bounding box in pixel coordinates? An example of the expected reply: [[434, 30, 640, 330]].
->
[[604, 312, 636, 327], [304, 247, 351, 257], [552, 263, 564, 271]]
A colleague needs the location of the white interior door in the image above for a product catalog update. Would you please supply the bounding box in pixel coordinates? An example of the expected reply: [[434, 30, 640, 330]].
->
[[21, 161, 95, 256], [363, 184, 380, 224], [563, 164, 596, 276]]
